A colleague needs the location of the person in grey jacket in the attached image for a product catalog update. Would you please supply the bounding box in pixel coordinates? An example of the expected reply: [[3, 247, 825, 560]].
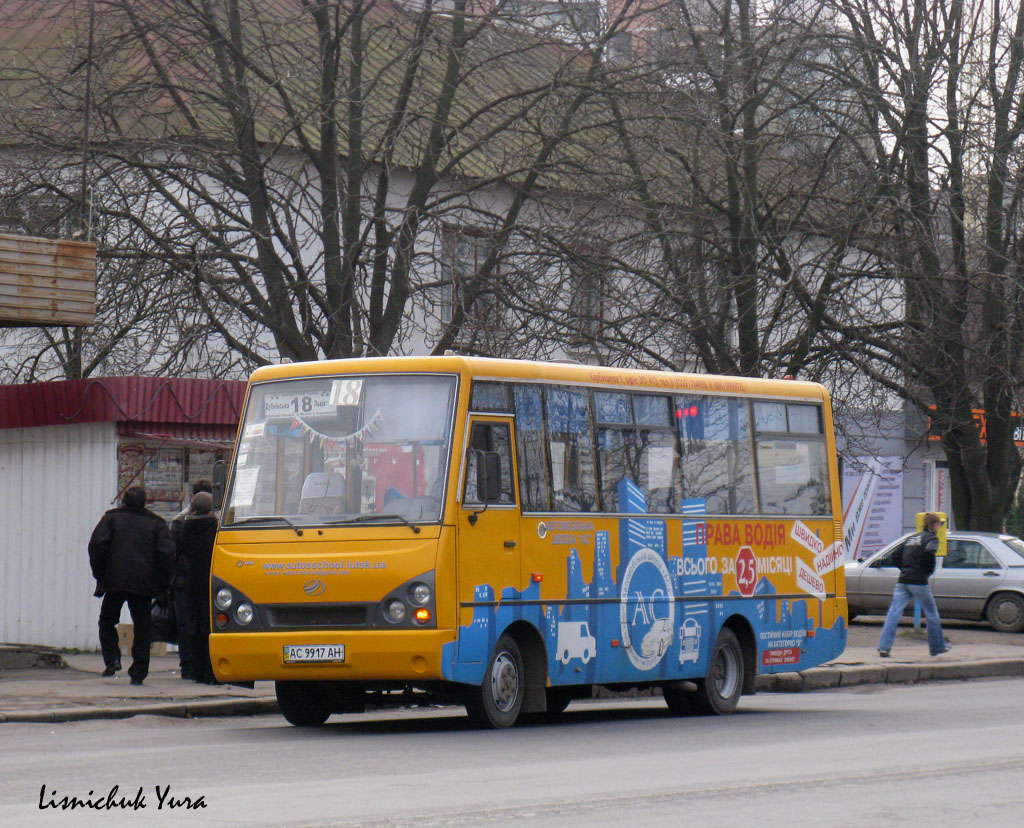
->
[[88, 487, 175, 685]]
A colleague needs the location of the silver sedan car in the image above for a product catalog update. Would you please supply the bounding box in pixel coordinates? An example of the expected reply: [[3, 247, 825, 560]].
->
[[845, 532, 1024, 633]]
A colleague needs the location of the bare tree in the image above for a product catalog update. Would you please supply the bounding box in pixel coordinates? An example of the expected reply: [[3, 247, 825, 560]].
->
[[558, 0, 875, 385], [825, 0, 1024, 530], [0, 0, 636, 371]]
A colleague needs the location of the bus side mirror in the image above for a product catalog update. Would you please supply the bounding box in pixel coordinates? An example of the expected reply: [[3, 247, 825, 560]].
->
[[476, 451, 502, 503], [212, 459, 228, 510]]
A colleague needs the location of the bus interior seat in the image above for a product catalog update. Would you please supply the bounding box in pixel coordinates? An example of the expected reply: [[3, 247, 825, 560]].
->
[[299, 472, 345, 515]]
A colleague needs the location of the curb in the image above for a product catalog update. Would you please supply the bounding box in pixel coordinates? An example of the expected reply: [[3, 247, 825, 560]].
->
[[755, 658, 1024, 693], [0, 697, 279, 724], [0, 649, 68, 670]]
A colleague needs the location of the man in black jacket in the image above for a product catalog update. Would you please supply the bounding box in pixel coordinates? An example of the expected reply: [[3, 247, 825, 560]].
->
[[88, 487, 175, 685], [169, 478, 213, 680], [177, 491, 220, 684], [877, 513, 950, 657]]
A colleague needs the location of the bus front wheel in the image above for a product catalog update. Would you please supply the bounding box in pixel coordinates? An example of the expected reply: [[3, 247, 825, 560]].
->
[[465, 635, 524, 728], [691, 628, 744, 716], [275, 680, 331, 726]]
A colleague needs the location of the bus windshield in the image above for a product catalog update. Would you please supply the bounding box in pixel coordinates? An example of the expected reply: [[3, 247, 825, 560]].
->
[[222, 373, 458, 527]]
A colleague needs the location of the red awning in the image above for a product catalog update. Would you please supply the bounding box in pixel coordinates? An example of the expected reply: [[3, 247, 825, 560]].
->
[[0, 376, 246, 431]]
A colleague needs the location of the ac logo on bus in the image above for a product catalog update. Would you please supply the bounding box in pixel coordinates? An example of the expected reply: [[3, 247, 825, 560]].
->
[[618, 548, 675, 671]]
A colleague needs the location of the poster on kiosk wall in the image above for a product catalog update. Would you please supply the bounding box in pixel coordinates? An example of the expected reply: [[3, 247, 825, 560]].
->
[[842, 456, 904, 562]]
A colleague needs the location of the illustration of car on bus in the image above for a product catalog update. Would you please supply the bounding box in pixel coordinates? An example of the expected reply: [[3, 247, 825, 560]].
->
[[556, 621, 597, 664], [640, 617, 673, 658], [678, 617, 702, 664]]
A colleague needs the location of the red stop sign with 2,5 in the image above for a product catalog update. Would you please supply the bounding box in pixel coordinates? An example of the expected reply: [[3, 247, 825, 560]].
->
[[736, 546, 758, 596]]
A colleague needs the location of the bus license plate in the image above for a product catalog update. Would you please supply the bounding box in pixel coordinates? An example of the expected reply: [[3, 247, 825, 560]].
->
[[283, 644, 345, 663]]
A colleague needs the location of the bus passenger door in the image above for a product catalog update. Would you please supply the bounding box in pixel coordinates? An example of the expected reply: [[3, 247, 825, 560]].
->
[[457, 417, 521, 661]]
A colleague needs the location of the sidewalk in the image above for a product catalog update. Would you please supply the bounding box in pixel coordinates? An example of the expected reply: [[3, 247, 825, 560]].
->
[[0, 647, 278, 723], [3, 620, 1023, 724]]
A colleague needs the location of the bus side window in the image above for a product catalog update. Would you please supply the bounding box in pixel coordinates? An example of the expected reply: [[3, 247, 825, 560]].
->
[[676, 395, 756, 515], [545, 385, 597, 512], [464, 423, 515, 505], [513, 384, 549, 511]]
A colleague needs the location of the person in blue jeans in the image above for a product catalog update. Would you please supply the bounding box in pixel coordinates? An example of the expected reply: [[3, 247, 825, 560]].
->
[[878, 513, 950, 657]]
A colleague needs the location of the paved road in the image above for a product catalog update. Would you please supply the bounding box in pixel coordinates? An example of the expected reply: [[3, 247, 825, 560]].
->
[[3, 675, 1024, 827]]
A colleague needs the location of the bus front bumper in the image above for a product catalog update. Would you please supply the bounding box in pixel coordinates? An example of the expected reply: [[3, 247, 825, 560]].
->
[[209, 630, 455, 683]]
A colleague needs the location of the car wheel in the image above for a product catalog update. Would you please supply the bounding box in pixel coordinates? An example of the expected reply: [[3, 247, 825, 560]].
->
[[465, 634, 524, 728], [691, 628, 744, 716], [275, 680, 331, 726], [985, 592, 1024, 633]]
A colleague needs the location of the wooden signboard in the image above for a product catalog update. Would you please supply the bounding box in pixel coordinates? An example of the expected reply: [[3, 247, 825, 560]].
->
[[0, 233, 96, 326]]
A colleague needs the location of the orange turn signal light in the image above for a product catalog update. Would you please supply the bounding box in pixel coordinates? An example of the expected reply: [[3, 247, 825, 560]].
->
[[414, 608, 431, 624], [215, 613, 228, 628]]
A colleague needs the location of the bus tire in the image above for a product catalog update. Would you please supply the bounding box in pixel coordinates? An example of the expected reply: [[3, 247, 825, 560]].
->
[[275, 680, 331, 726], [465, 635, 524, 728], [691, 628, 743, 716]]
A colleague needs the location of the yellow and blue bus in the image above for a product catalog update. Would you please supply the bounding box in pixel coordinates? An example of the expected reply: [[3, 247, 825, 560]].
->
[[209, 356, 847, 727]]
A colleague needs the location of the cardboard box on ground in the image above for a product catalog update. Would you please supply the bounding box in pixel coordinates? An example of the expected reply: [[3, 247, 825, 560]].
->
[[116, 624, 170, 657]]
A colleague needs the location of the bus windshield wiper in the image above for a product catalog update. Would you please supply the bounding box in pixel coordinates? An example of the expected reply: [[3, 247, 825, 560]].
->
[[323, 513, 421, 534], [229, 515, 304, 536]]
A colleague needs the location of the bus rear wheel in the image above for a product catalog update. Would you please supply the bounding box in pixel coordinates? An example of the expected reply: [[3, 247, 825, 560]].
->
[[276, 680, 331, 726], [691, 628, 743, 716], [465, 635, 524, 728]]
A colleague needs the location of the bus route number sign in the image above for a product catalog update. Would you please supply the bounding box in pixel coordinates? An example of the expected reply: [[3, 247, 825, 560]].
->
[[736, 546, 757, 597], [265, 389, 333, 419]]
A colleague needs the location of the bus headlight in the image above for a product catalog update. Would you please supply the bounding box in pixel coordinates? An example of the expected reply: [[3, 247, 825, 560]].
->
[[215, 588, 234, 610], [234, 603, 254, 625], [409, 583, 431, 605], [386, 599, 407, 622]]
